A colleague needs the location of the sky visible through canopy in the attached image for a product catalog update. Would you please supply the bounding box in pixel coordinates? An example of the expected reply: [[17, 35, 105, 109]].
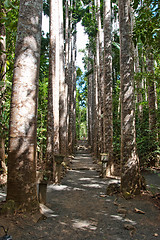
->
[[42, 14, 88, 72]]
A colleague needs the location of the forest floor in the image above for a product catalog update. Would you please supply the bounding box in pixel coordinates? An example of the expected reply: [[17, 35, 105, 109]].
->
[[0, 140, 160, 240]]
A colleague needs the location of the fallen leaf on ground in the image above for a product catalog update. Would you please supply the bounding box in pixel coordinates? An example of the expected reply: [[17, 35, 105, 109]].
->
[[117, 208, 127, 215], [130, 229, 136, 237], [113, 198, 118, 206], [134, 208, 145, 214], [124, 224, 136, 231]]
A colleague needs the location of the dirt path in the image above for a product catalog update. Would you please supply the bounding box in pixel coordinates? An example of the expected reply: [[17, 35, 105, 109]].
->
[[0, 140, 160, 239]]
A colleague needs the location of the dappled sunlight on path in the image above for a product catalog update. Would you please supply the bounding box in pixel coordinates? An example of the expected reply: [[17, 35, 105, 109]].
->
[[0, 141, 159, 239], [38, 140, 159, 240]]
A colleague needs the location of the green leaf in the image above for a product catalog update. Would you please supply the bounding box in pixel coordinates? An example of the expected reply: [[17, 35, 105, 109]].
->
[[0, 81, 5, 86], [4, 0, 10, 8], [112, 41, 120, 50]]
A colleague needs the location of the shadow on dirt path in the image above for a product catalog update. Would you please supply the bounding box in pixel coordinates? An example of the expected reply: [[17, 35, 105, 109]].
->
[[0, 140, 160, 239]]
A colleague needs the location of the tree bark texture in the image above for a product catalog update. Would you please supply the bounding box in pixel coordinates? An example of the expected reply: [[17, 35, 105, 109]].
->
[[96, 0, 104, 156], [59, 0, 68, 156], [0, 1, 6, 167], [72, 24, 77, 153], [146, 49, 158, 151], [65, 0, 70, 153], [103, 0, 114, 176], [93, 56, 99, 158], [7, 0, 42, 209], [46, 0, 59, 181], [68, 20, 74, 155], [119, 0, 141, 194], [134, 46, 143, 120], [87, 48, 93, 146]]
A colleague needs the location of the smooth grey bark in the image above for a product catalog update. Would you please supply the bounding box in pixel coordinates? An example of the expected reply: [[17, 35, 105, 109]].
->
[[119, 0, 142, 195], [103, 0, 114, 176], [7, 0, 42, 210]]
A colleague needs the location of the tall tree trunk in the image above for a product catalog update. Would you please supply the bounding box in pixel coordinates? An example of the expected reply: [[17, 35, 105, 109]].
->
[[67, 0, 76, 155], [7, 0, 42, 210], [146, 48, 157, 149], [59, 0, 68, 156], [146, 49, 157, 131], [96, 0, 104, 155], [65, 0, 70, 153], [87, 48, 93, 147], [119, 0, 142, 195], [0, 0, 6, 173], [72, 22, 77, 153], [93, 55, 99, 158], [103, 0, 114, 176], [134, 46, 143, 120], [46, 0, 59, 181], [68, 14, 74, 154], [92, 1, 98, 158]]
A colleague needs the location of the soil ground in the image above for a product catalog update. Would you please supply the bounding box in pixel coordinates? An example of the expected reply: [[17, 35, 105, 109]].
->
[[0, 140, 160, 240]]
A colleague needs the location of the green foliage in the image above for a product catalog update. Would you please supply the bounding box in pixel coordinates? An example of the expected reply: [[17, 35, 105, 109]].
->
[[0, 0, 19, 155], [37, 33, 49, 162], [71, 0, 84, 25], [112, 32, 120, 88], [43, 0, 49, 16], [0, 78, 11, 138], [133, 0, 160, 55], [76, 68, 88, 139]]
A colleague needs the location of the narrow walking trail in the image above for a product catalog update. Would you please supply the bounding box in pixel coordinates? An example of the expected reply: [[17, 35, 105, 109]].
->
[[0, 140, 160, 239], [26, 140, 159, 240]]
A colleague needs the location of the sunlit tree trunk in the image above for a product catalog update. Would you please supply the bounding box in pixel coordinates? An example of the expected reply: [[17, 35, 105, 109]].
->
[[68, 41, 73, 154], [103, 0, 114, 176], [87, 48, 93, 146], [96, 0, 104, 155], [67, 32, 73, 153], [67, 0, 77, 154], [0, 1, 7, 173], [67, 0, 76, 154], [72, 22, 77, 152], [7, 0, 42, 209], [46, 0, 59, 181], [119, 0, 142, 195], [65, 0, 70, 153]]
